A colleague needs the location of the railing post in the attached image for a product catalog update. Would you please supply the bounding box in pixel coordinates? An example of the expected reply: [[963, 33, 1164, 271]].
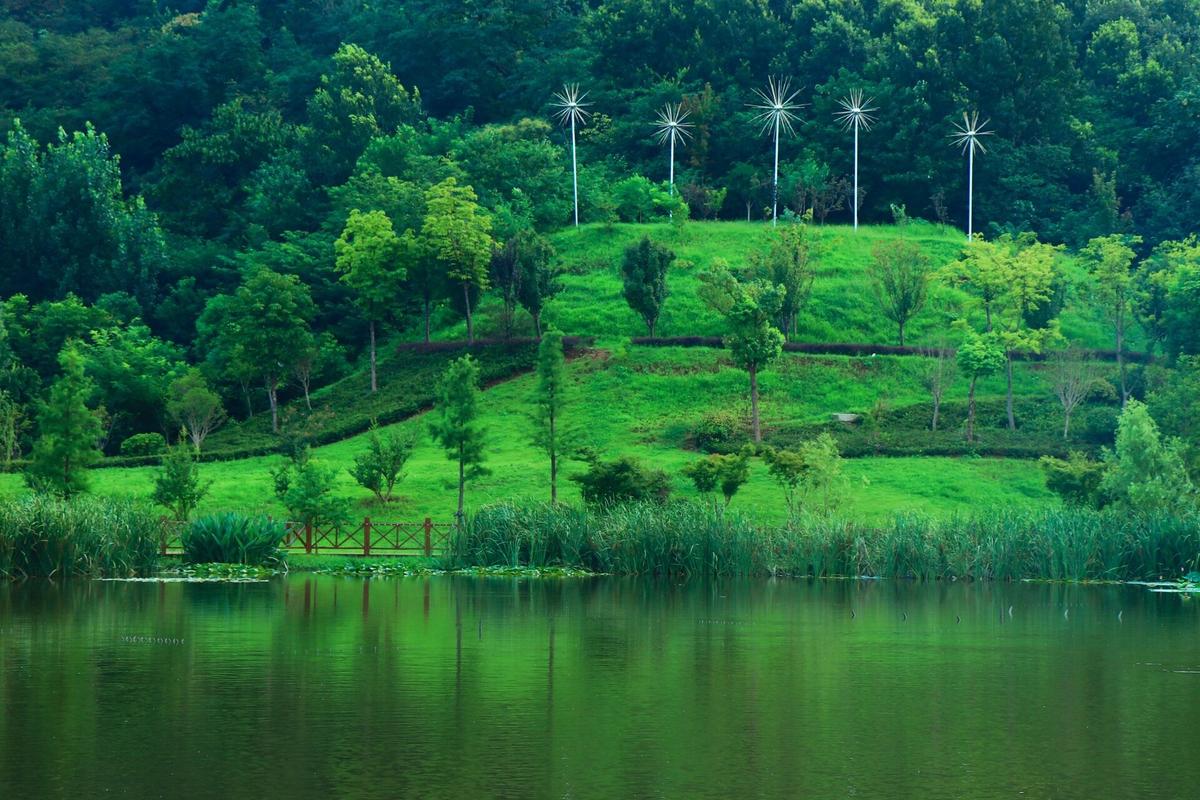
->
[[363, 517, 372, 557], [424, 517, 433, 557], [304, 522, 313, 554]]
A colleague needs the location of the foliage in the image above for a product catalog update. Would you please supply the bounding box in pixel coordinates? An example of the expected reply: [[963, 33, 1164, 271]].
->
[[620, 236, 674, 336], [120, 433, 167, 457], [956, 333, 1007, 442], [692, 408, 747, 453], [348, 423, 414, 503], [335, 209, 407, 392], [0, 495, 160, 578], [421, 178, 494, 343], [25, 347, 102, 497], [181, 513, 283, 567], [166, 369, 226, 451], [531, 328, 569, 503], [570, 456, 671, 506], [272, 450, 350, 529], [152, 440, 210, 521], [1081, 234, 1142, 403], [428, 355, 488, 518], [751, 221, 816, 339], [1039, 452, 1106, 509], [1101, 400, 1195, 514], [682, 452, 750, 507]]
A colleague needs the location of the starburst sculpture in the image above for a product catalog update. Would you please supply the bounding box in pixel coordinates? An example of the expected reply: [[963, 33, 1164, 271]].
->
[[834, 90, 878, 231], [652, 102, 693, 198], [949, 111, 993, 238], [748, 76, 806, 225], [551, 83, 592, 227]]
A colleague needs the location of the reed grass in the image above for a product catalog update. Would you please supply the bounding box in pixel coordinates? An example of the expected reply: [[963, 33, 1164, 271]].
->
[[0, 495, 161, 578], [182, 513, 284, 567], [451, 502, 1200, 581]]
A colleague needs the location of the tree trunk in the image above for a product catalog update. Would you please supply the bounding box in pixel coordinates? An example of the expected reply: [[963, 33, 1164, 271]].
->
[[984, 305, 993, 332], [931, 395, 940, 432], [746, 202, 751, 222], [462, 283, 474, 344], [302, 380, 312, 411], [369, 320, 377, 393], [1005, 353, 1016, 430], [423, 300, 432, 344], [456, 444, 466, 522], [534, 310, 542, 337], [267, 381, 279, 434], [898, 321, 905, 347], [1063, 409, 1071, 440], [1116, 321, 1128, 406], [750, 364, 761, 443], [966, 377, 977, 442], [241, 380, 253, 419], [549, 407, 558, 505]]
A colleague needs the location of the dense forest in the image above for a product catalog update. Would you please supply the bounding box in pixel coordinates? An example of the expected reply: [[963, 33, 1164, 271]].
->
[[1, 0, 1199, 462]]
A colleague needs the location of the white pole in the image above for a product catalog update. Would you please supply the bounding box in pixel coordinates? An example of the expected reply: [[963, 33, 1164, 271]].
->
[[967, 145, 974, 239], [772, 116, 780, 226], [853, 123, 860, 230], [571, 117, 579, 227], [669, 135, 675, 194]]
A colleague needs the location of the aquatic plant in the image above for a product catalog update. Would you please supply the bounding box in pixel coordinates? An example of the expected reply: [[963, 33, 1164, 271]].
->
[[0, 495, 161, 578], [181, 513, 284, 567], [451, 501, 1200, 581]]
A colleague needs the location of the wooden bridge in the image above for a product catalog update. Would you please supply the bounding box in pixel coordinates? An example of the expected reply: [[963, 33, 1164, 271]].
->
[[160, 518, 457, 558]]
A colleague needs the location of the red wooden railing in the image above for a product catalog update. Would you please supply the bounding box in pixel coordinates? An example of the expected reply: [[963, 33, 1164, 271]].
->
[[160, 517, 456, 558]]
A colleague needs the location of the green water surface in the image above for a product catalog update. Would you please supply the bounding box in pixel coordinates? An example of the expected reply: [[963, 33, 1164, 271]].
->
[[1, 576, 1197, 799]]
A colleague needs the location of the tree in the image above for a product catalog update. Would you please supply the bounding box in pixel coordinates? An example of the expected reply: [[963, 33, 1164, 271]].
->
[[699, 267, 785, 443], [570, 456, 671, 505], [531, 328, 569, 503], [429, 355, 488, 520], [152, 438, 210, 521], [620, 236, 674, 336], [335, 209, 406, 392], [1163, 250, 1200, 359], [1081, 234, 1142, 404], [1048, 349, 1101, 440], [751, 222, 816, 339], [25, 347, 102, 497], [921, 343, 956, 432], [422, 179, 494, 344], [204, 269, 316, 434], [273, 448, 350, 530], [868, 240, 930, 346], [1134, 238, 1196, 356], [996, 238, 1062, 429], [516, 232, 559, 336], [293, 332, 344, 412], [682, 452, 749, 509], [1100, 400, 1195, 513], [1039, 452, 1106, 508], [956, 333, 1006, 442], [166, 369, 226, 452], [348, 422, 414, 504], [940, 238, 1011, 332]]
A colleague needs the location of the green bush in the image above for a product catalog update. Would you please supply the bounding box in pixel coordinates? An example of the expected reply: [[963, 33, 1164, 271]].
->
[[570, 456, 671, 505], [119, 433, 168, 457], [691, 409, 746, 453], [1039, 452, 1106, 507], [181, 513, 284, 567], [0, 495, 161, 578]]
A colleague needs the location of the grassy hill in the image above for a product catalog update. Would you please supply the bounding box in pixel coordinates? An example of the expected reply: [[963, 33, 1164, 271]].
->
[[0, 221, 1131, 523]]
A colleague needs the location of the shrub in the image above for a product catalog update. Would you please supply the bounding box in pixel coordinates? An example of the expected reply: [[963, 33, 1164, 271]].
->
[[119, 433, 167, 457], [0, 495, 160, 578], [570, 456, 671, 505], [692, 409, 746, 453], [182, 513, 283, 566], [1039, 452, 1106, 508], [348, 423, 414, 503]]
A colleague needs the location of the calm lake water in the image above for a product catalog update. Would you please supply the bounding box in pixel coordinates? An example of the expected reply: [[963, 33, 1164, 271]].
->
[[1, 575, 1198, 799]]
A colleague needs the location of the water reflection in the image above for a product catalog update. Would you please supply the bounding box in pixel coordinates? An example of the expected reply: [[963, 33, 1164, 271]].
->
[[1, 576, 1198, 799]]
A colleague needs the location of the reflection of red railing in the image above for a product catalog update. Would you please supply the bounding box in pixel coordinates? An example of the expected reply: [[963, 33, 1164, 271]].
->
[[160, 517, 456, 558]]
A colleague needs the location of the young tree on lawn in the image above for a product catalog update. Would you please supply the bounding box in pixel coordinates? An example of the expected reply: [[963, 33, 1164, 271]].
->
[[273, 448, 350, 530], [682, 452, 749, 509], [699, 266, 785, 443], [868, 240, 930, 345], [401, 232, 444, 343], [429, 355, 488, 520], [996, 238, 1062, 429], [940, 237, 1010, 331], [25, 346, 102, 497], [1100, 400, 1195, 513], [152, 436, 210, 520], [516, 231, 558, 335], [335, 209, 406, 392], [422, 179, 494, 344], [349, 422, 414, 503], [531, 327, 569, 503], [1081, 234, 1142, 405], [621, 236, 674, 336], [751, 221, 816, 339], [921, 342, 956, 432], [166, 369, 226, 451], [1048, 349, 1101, 440], [956, 332, 1006, 442]]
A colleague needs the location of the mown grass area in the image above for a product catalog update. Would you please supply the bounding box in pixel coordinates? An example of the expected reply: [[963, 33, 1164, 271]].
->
[[0, 345, 1076, 524], [427, 221, 1121, 349]]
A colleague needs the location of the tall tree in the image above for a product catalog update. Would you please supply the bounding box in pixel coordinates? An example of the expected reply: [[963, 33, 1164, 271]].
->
[[166, 369, 226, 452], [1081, 234, 1142, 405], [421, 179, 494, 344], [531, 327, 569, 503], [699, 267, 785, 443], [25, 346, 102, 497], [429, 355, 488, 520], [751, 222, 817, 339], [621, 236, 674, 336], [956, 332, 1006, 443], [335, 209, 406, 392], [516, 231, 559, 336], [867, 240, 930, 346], [995, 238, 1062, 429]]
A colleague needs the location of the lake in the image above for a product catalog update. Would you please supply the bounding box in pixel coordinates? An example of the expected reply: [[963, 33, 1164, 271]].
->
[[1, 575, 1198, 799]]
